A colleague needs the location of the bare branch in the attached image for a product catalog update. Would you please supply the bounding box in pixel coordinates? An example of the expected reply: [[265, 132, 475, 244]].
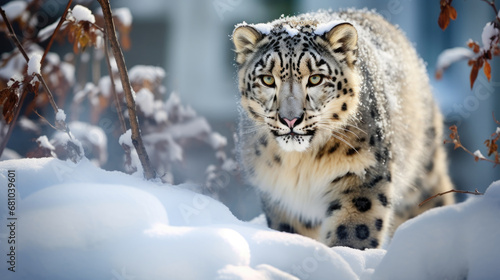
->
[[103, 34, 127, 134], [419, 189, 484, 207], [0, 8, 29, 61], [33, 110, 58, 130], [41, 0, 73, 65], [97, 0, 156, 180]]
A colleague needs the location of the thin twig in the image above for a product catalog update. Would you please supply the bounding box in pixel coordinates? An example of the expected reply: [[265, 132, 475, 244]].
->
[[419, 189, 484, 207], [33, 110, 58, 130], [41, 0, 73, 64], [97, 0, 156, 180], [494, 112, 500, 125], [103, 33, 127, 134], [0, 8, 29, 61], [36, 74, 58, 113], [480, 0, 499, 16]]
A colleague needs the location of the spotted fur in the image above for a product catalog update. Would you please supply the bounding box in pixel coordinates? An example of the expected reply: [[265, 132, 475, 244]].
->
[[232, 10, 454, 249]]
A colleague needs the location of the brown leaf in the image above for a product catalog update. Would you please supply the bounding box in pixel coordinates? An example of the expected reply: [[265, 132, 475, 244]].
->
[[0, 88, 19, 124], [435, 70, 443, 80], [470, 61, 479, 89], [438, 1, 456, 30], [449, 6, 457, 20], [438, 9, 450, 30], [121, 33, 131, 50], [484, 60, 492, 81]]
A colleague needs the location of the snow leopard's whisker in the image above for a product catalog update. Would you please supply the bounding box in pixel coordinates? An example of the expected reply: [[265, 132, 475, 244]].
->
[[331, 132, 360, 154], [345, 124, 367, 135]]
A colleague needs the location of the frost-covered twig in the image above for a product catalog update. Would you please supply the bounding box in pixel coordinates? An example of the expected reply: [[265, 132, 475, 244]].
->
[[41, 0, 73, 64], [97, 0, 156, 180], [419, 189, 483, 207]]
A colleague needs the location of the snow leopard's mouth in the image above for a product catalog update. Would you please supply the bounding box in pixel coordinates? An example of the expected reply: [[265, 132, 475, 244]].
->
[[271, 130, 315, 138]]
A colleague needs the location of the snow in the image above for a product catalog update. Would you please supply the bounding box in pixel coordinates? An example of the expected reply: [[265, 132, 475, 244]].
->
[[481, 22, 499, 50], [283, 25, 299, 37], [0, 148, 20, 161], [71, 5, 95, 24], [36, 135, 55, 151], [1, 1, 27, 21], [208, 132, 228, 149], [374, 182, 500, 279], [135, 88, 155, 117], [119, 129, 143, 176], [54, 122, 108, 165], [435, 47, 474, 72], [114, 7, 132, 27], [314, 20, 346, 35], [119, 129, 133, 147], [38, 19, 63, 41], [129, 65, 165, 84], [474, 150, 486, 159], [27, 54, 42, 76], [18, 116, 40, 134], [0, 158, 499, 279], [7, 73, 22, 87], [249, 23, 273, 35], [55, 109, 66, 122]]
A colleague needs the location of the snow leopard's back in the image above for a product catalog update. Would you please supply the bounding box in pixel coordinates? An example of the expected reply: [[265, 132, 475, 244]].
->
[[232, 9, 454, 249]]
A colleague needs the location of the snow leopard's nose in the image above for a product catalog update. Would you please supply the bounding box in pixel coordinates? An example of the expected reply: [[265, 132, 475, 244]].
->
[[279, 114, 304, 128]]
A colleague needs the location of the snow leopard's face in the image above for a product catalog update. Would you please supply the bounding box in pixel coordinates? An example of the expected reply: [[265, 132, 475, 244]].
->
[[233, 22, 360, 152]]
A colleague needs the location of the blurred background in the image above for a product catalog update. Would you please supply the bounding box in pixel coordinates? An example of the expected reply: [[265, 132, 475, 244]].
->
[[1, 0, 499, 220]]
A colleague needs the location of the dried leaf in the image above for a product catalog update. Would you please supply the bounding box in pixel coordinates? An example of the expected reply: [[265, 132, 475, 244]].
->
[[438, 1, 456, 30], [438, 9, 451, 30], [470, 61, 479, 89], [484, 60, 491, 81], [449, 6, 457, 20], [435, 70, 443, 80], [0, 87, 19, 124]]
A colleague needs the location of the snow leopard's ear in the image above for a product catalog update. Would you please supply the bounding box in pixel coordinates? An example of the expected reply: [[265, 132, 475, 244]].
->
[[324, 23, 358, 67], [232, 25, 263, 65]]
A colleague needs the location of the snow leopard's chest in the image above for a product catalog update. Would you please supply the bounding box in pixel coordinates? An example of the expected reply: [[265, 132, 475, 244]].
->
[[246, 135, 378, 221]]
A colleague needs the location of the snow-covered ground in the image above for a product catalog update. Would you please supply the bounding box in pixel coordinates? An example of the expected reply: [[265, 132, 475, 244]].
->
[[0, 158, 499, 279]]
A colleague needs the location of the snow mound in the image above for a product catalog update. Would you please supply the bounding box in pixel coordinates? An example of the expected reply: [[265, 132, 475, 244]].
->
[[373, 181, 500, 280], [0, 158, 499, 279]]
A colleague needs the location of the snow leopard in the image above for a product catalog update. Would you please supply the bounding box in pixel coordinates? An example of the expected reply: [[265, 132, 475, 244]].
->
[[232, 9, 454, 249]]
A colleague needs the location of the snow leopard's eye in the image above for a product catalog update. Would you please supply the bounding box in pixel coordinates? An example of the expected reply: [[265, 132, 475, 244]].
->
[[261, 75, 276, 87], [307, 74, 323, 87]]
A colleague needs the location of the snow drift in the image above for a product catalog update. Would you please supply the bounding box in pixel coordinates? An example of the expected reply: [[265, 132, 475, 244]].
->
[[0, 158, 499, 279]]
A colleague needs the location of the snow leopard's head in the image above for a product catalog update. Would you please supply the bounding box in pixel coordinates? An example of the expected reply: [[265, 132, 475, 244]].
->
[[232, 18, 361, 152]]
